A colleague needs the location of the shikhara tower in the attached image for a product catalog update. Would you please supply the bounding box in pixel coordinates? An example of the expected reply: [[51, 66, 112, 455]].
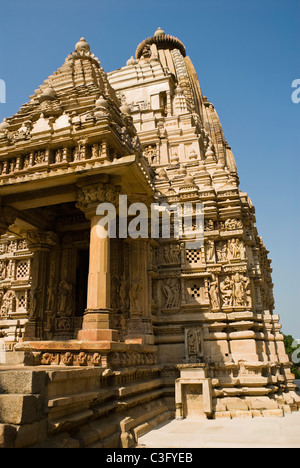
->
[[0, 30, 298, 448]]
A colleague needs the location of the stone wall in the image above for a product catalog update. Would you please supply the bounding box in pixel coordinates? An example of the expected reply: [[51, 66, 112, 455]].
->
[[0, 364, 171, 448]]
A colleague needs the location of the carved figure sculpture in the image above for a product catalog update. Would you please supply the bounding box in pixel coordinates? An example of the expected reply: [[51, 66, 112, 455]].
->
[[220, 276, 234, 307]]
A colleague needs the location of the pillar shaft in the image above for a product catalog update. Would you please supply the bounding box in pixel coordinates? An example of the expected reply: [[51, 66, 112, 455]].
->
[[87, 215, 111, 310], [23, 230, 57, 341], [76, 181, 120, 342], [125, 238, 154, 344]]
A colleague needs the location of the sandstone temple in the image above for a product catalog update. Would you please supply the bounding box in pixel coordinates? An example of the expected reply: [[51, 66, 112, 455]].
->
[[0, 29, 298, 448]]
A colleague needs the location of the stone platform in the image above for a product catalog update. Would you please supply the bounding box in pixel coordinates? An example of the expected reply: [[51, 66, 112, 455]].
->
[[0, 363, 171, 448], [138, 412, 300, 448]]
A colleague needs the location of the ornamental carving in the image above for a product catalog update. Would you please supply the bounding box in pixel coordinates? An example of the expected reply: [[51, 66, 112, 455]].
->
[[58, 281, 73, 317], [185, 327, 204, 363], [162, 243, 181, 264], [144, 145, 158, 164], [220, 273, 252, 308], [26, 230, 57, 249], [162, 278, 181, 309], [76, 183, 121, 211], [208, 274, 220, 310], [220, 218, 243, 232], [0, 206, 17, 234], [130, 278, 143, 314], [0, 290, 16, 317]]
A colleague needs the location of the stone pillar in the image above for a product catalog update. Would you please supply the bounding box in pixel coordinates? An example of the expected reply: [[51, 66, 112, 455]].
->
[[76, 180, 120, 342], [23, 230, 57, 341], [125, 238, 154, 345]]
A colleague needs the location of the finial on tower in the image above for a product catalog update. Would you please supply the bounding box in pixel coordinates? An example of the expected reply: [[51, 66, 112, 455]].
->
[[75, 37, 91, 53], [154, 27, 166, 37], [136, 30, 186, 59]]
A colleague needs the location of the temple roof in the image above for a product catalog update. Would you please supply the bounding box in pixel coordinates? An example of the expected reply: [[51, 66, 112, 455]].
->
[[136, 28, 187, 59], [2, 38, 121, 131]]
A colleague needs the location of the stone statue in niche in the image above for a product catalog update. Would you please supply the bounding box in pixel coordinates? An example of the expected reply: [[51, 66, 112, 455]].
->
[[58, 281, 73, 317], [185, 328, 204, 363], [0, 261, 7, 280], [0, 243, 7, 254], [204, 219, 214, 231], [220, 276, 234, 307], [163, 244, 181, 264], [130, 278, 143, 314], [0, 290, 15, 317], [162, 278, 181, 309], [18, 239, 28, 250], [7, 260, 14, 279], [30, 287, 42, 318], [219, 274, 252, 308], [205, 240, 215, 263], [34, 150, 46, 165], [55, 149, 63, 163], [239, 242, 247, 261], [232, 273, 251, 308], [220, 218, 243, 232], [46, 285, 56, 312], [208, 274, 220, 310], [228, 238, 239, 260], [227, 238, 247, 261], [216, 241, 227, 262], [144, 145, 157, 164]]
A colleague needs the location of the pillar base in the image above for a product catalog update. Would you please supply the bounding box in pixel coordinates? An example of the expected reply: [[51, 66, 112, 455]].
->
[[125, 317, 154, 345], [78, 309, 119, 342], [78, 329, 119, 342], [23, 320, 42, 341]]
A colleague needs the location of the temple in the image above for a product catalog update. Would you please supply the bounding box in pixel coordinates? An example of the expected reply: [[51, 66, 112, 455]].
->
[[0, 29, 298, 448]]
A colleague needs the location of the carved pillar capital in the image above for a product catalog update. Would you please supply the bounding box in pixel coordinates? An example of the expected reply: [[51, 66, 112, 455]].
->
[[0, 206, 18, 235], [26, 229, 57, 251], [76, 182, 121, 219]]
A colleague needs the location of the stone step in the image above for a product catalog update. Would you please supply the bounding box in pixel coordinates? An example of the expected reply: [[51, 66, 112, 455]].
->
[[133, 410, 171, 442], [0, 393, 44, 425], [0, 350, 28, 366], [0, 368, 47, 395]]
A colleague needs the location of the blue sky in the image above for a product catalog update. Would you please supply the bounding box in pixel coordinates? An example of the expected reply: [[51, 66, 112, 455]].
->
[[0, 0, 299, 336]]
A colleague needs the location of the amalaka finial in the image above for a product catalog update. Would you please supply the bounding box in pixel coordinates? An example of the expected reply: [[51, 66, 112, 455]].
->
[[75, 37, 91, 53], [154, 27, 165, 37]]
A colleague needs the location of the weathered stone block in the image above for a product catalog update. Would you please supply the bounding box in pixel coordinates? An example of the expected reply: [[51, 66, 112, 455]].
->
[[0, 394, 42, 425], [223, 397, 249, 412], [232, 410, 253, 418], [247, 396, 278, 411], [214, 411, 231, 419], [0, 370, 47, 394], [0, 424, 17, 448], [15, 419, 48, 448], [262, 409, 284, 417]]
